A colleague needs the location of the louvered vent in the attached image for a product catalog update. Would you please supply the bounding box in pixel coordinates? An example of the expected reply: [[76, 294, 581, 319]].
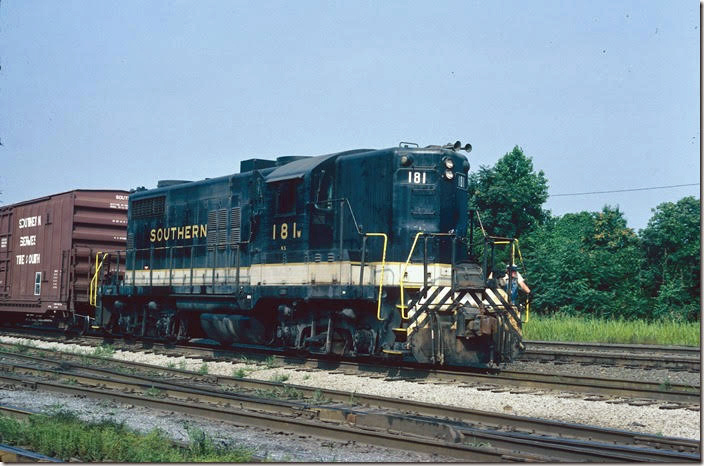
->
[[132, 197, 165, 219], [217, 209, 227, 249], [126, 233, 135, 249], [231, 207, 241, 245], [207, 211, 217, 250]]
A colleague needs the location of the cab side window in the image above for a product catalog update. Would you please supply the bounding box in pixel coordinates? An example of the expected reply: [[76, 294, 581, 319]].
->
[[276, 182, 297, 215]]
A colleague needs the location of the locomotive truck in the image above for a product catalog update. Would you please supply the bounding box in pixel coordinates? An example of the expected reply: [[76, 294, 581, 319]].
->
[[95, 142, 524, 366]]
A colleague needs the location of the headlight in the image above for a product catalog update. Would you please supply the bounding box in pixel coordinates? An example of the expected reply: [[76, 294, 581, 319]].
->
[[444, 170, 455, 180], [400, 154, 413, 166], [443, 157, 454, 169]]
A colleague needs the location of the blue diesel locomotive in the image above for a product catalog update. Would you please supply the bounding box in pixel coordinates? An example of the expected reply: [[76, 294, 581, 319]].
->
[[95, 142, 524, 366]]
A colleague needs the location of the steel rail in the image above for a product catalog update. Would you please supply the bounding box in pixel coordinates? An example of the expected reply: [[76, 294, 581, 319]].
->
[[522, 341, 700, 371], [525, 340, 701, 357], [0, 442, 63, 463], [0, 406, 63, 462], [154, 341, 701, 404], [0, 371, 550, 462], [0, 349, 699, 461], [0, 331, 700, 403]]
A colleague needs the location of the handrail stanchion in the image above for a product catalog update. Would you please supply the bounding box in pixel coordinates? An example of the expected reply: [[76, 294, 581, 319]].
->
[[364, 233, 388, 321], [399, 231, 424, 320], [359, 236, 367, 286]]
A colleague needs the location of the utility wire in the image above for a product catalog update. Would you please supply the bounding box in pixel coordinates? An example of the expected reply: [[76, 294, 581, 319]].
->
[[550, 183, 699, 197]]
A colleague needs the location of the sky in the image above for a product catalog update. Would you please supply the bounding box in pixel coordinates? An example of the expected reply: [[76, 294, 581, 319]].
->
[[0, 0, 700, 231]]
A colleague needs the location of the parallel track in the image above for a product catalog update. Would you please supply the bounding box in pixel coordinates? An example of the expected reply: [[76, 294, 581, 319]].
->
[[0, 349, 698, 462], [0, 330, 700, 405], [523, 340, 701, 371]]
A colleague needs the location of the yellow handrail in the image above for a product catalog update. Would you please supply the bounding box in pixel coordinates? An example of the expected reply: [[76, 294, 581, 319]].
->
[[399, 231, 424, 319], [364, 233, 388, 321], [89, 251, 108, 307], [398, 232, 454, 319]]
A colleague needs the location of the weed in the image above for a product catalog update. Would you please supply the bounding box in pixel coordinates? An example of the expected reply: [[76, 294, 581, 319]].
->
[[92, 344, 115, 359], [233, 367, 253, 379], [348, 391, 358, 405], [282, 386, 303, 399], [178, 360, 187, 370], [302, 374, 310, 380], [0, 412, 253, 462], [237, 355, 251, 364], [264, 356, 277, 369], [166, 361, 176, 369], [311, 389, 328, 404], [63, 378, 79, 386], [255, 386, 303, 400], [145, 386, 164, 398], [10, 344, 30, 354], [466, 438, 491, 448], [270, 373, 289, 383], [198, 363, 209, 375], [46, 403, 67, 415], [659, 377, 673, 391]]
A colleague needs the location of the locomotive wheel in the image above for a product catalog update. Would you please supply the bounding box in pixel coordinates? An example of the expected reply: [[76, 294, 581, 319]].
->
[[329, 329, 351, 355], [174, 315, 189, 343]]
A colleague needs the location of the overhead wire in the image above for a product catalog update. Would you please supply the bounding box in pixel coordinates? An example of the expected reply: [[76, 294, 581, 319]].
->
[[549, 183, 699, 197]]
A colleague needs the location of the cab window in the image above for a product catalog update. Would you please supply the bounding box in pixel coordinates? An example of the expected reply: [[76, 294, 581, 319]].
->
[[276, 182, 298, 215]]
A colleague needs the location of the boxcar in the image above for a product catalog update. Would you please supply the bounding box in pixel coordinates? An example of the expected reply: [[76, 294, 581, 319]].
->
[[0, 190, 128, 327]]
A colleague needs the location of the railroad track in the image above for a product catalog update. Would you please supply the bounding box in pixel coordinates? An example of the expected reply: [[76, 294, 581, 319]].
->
[[523, 340, 701, 371], [0, 406, 63, 462], [0, 348, 698, 462], [0, 332, 700, 405]]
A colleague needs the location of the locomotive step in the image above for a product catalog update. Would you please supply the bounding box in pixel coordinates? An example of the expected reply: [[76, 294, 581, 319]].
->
[[392, 327, 408, 342], [382, 349, 408, 356]]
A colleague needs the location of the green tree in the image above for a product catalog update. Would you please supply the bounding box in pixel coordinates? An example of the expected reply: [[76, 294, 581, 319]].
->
[[639, 196, 700, 321], [468, 146, 549, 240], [521, 206, 648, 319]]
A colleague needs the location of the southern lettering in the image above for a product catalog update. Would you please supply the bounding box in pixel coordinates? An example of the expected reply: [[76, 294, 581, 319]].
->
[[150, 224, 207, 243]]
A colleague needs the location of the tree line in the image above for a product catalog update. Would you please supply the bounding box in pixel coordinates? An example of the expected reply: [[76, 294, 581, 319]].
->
[[468, 146, 700, 322]]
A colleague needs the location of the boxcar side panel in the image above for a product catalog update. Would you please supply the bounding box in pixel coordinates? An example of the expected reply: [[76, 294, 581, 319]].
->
[[0, 190, 127, 316]]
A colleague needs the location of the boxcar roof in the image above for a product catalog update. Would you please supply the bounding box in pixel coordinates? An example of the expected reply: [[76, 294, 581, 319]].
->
[[0, 189, 128, 210]]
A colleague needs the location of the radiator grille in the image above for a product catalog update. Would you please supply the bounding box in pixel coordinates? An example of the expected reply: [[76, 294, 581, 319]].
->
[[131, 197, 165, 219]]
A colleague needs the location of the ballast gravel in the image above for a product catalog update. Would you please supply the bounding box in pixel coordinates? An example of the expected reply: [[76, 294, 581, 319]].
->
[[0, 387, 451, 462], [0, 336, 699, 445]]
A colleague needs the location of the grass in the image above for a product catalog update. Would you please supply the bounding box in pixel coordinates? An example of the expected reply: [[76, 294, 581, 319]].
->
[[270, 373, 289, 383], [310, 389, 329, 404], [232, 367, 255, 379], [255, 386, 304, 400], [0, 411, 253, 462], [8, 343, 31, 354], [145, 386, 164, 398], [264, 356, 278, 369], [659, 377, 672, 391], [523, 313, 700, 346], [92, 344, 115, 359]]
